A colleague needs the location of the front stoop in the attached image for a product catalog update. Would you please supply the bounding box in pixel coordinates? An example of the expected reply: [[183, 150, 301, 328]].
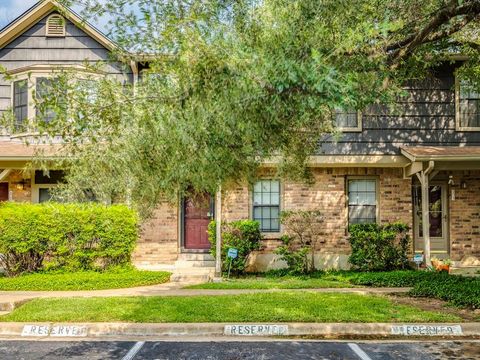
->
[[170, 253, 216, 283]]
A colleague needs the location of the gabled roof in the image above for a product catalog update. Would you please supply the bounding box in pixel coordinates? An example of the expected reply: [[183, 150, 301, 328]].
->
[[0, 0, 117, 51]]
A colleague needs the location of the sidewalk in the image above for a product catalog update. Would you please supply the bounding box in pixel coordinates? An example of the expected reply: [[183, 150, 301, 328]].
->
[[0, 284, 411, 313]]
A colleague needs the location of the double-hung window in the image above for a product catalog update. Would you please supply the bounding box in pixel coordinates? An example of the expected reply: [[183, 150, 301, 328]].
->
[[36, 77, 62, 123], [457, 79, 480, 131], [13, 80, 28, 128], [334, 108, 362, 132], [253, 180, 280, 232], [347, 178, 378, 225]]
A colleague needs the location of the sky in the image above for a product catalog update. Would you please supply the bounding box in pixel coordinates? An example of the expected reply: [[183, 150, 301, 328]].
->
[[0, 0, 38, 29], [0, 0, 111, 31]]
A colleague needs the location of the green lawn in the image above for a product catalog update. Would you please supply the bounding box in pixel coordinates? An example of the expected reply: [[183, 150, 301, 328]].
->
[[187, 275, 353, 289], [0, 269, 171, 291], [0, 292, 460, 323]]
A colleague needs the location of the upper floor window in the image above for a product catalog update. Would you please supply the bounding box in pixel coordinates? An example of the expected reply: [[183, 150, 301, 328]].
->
[[333, 108, 362, 132], [253, 179, 280, 232], [46, 14, 66, 37], [10, 66, 98, 132], [457, 79, 480, 131], [13, 80, 28, 128], [347, 178, 378, 225]]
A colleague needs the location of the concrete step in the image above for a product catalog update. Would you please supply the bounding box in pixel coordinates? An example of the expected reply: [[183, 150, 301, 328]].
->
[[170, 273, 212, 283], [177, 253, 214, 261], [174, 260, 216, 268]]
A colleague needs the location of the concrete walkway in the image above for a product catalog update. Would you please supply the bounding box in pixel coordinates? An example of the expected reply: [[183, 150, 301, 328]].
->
[[0, 284, 411, 312]]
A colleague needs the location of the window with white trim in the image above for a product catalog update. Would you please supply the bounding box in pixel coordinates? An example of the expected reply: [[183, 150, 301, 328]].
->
[[347, 178, 378, 225], [334, 108, 362, 132], [253, 180, 280, 232], [13, 80, 28, 128], [457, 79, 480, 130], [10, 68, 97, 131]]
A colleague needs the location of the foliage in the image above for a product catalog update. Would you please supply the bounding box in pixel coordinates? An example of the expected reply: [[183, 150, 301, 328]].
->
[[1, 292, 459, 323], [0, 267, 170, 291], [348, 222, 410, 271], [408, 272, 480, 309], [2, 1, 480, 216], [275, 210, 324, 274], [0, 203, 138, 276], [208, 220, 263, 274]]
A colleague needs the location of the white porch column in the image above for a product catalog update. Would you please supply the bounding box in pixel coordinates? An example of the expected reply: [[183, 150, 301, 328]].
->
[[214, 186, 222, 278], [416, 161, 434, 266]]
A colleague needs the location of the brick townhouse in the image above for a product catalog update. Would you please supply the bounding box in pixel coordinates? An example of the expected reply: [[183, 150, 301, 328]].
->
[[0, 0, 479, 280]]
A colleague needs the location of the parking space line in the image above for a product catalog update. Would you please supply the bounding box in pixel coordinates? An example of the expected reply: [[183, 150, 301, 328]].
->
[[348, 343, 372, 360], [122, 341, 145, 360]]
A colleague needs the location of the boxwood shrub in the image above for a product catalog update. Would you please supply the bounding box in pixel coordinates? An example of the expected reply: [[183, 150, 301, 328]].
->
[[0, 202, 138, 276], [348, 222, 410, 271]]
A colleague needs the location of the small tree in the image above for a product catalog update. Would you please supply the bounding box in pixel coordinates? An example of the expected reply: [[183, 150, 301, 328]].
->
[[275, 210, 324, 274]]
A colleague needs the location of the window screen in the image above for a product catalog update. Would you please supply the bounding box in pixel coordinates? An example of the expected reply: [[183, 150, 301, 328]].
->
[[459, 81, 480, 128], [348, 179, 377, 225], [253, 180, 280, 232]]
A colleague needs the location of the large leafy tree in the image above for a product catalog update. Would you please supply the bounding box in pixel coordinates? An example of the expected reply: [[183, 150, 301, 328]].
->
[[3, 0, 480, 216]]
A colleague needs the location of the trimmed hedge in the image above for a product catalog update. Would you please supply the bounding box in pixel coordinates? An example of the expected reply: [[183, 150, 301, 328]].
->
[[208, 220, 262, 274], [348, 223, 410, 271], [0, 202, 138, 276]]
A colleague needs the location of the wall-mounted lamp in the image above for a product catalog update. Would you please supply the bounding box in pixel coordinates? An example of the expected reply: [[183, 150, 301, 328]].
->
[[460, 181, 467, 189], [448, 175, 455, 186], [15, 179, 27, 191]]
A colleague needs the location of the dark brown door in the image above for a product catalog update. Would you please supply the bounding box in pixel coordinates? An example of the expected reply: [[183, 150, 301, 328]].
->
[[0, 183, 8, 201], [184, 192, 213, 250]]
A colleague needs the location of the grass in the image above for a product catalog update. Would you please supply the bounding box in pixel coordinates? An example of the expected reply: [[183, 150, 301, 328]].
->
[[0, 292, 461, 323], [187, 275, 353, 289], [0, 269, 171, 291]]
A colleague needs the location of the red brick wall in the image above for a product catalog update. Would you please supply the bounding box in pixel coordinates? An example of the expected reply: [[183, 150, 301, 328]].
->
[[133, 199, 179, 268], [449, 171, 480, 261]]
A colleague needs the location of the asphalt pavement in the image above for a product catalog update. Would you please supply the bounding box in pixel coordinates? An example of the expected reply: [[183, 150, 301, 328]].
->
[[0, 340, 479, 360]]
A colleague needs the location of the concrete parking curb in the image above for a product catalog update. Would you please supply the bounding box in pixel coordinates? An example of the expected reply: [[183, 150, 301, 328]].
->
[[0, 322, 479, 340]]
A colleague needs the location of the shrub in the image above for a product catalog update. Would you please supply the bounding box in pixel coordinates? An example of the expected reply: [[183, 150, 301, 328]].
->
[[208, 220, 262, 274], [408, 272, 480, 309], [274, 210, 324, 274], [348, 222, 410, 271], [0, 202, 138, 276]]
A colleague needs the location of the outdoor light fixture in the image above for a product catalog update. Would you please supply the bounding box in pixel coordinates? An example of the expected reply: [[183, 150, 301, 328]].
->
[[15, 179, 27, 190], [448, 175, 455, 186], [461, 181, 467, 189]]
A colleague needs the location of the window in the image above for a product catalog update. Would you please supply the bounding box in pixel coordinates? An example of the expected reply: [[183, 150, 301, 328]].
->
[[253, 180, 280, 232], [32, 170, 65, 203], [457, 79, 480, 130], [347, 178, 378, 225], [334, 108, 362, 132], [39, 188, 53, 203], [36, 77, 60, 123], [46, 14, 65, 37], [13, 80, 28, 127]]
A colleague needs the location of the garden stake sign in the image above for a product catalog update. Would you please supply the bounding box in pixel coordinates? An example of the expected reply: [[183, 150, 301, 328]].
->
[[227, 248, 238, 279]]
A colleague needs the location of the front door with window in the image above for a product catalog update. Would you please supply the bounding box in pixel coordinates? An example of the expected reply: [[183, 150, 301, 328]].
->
[[413, 183, 449, 257], [183, 192, 213, 250]]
